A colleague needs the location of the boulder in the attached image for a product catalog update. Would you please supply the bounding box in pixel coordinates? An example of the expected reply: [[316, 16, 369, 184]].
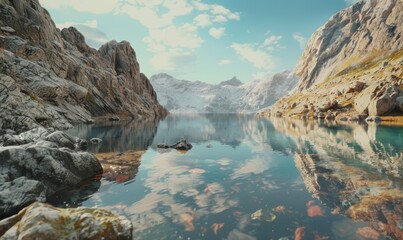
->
[[355, 81, 401, 116], [0, 202, 133, 240], [0, 128, 103, 218], [368, 85, 400, 116], [346, 81, 366, 93]]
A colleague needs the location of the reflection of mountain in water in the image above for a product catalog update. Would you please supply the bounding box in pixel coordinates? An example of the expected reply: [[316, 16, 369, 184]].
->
[[67, 118, 161, 153], [151, 114, 296, 152], [151, 114, 245, 148], [269, 118, 403, 239]]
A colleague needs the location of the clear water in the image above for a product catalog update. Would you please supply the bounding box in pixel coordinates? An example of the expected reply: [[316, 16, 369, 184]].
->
[[52, 114, 403, 240]]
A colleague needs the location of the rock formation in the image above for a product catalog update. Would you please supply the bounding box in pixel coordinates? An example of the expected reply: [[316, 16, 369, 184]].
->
[[0, 128, 103, 218], [0, 202, 133, 240], [0, 0, 166, 132], [264, 0, 403, 119]]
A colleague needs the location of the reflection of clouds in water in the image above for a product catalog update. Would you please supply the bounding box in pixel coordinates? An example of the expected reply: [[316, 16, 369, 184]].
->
[[227, 229, 256, 240], [231, 156, 271, 179], [125, 149, 239, 233]]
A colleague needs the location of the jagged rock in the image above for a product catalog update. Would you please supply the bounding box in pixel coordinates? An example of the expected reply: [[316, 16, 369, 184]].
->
[[355, 81, 400, 116], [266, 0, 403, 119], [346, 81, 366, 94], [296, 0, 403, 90], [61, 27, 92, 54], [0, 0, 166, 132], [0, 202, 133, 240], [0, 128, 102, 218], [0, 26, 15, 33]]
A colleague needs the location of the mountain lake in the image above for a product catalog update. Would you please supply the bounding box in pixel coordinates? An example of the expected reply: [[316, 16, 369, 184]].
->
[[50, 114, 403, 240]]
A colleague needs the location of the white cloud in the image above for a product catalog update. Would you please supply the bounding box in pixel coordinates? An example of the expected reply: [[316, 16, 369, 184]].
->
[[209, 27, 225, 39], [39, 0, 119, 14], [41, 0, 241, 72], [218, 59, 231, 65], [194, 14, 212, 28], [263, 35, 283, 51], [230, 43, 275, 70], [292, 32, 306, 49]]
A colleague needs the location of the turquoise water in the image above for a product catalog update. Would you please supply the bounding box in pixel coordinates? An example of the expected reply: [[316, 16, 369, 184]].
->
[[54, 114, 403, 240]]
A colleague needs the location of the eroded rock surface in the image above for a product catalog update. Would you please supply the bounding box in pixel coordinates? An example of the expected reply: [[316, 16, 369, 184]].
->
[[0, 128, 102, 218], [0, 202, 133, 240], [263, 0, 403, 119], [0, 0, 166, 132]]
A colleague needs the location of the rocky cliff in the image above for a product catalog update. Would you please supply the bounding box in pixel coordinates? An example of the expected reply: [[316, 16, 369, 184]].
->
[[264, 0, 403, 120], [150, 71, 298, 113], [0, 0, 166, 132]]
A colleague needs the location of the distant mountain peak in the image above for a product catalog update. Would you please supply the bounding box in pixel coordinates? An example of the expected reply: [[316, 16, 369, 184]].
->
[[150, 73, 174, 81], [219, 77, 243, 86]]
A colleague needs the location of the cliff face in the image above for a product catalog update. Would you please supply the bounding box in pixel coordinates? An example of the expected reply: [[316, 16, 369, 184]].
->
[[0, 0, 166, 131], [264, 0, 403, 119], [296, 0, 402, 91]]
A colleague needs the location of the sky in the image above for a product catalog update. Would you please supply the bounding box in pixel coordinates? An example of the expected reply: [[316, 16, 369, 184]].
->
[[39, 0, 361, 84]]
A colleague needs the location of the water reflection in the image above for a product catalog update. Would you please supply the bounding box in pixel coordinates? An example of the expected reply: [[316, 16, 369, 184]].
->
[[270, 117, 403, 239], [55, 114, 402, 239]]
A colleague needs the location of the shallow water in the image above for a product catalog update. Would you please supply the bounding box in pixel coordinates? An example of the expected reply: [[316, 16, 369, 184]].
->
[[53, 114, 403, 240]]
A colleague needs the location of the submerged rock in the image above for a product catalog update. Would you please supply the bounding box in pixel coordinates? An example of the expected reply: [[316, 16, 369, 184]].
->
[[0, 202, 133, 240]]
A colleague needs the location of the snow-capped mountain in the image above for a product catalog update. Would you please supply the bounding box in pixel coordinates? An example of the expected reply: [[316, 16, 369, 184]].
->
[[150, 71, 298, 113]]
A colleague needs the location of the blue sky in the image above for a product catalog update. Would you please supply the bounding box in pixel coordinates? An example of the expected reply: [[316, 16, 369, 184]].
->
[[39, 0, 360, 84]]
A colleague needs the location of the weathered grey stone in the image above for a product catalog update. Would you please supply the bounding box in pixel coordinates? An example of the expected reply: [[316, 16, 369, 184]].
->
[[0, 128, 103, 218], [0, 26, 15, 33], [0, 176, 46, 218], [0, 202, 133, 240]]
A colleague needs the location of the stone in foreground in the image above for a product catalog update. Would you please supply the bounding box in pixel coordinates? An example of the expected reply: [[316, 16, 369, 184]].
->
[[0, 202, 132, 240]]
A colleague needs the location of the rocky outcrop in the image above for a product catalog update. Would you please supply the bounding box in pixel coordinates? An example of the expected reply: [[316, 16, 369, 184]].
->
[[0, 0, 166, 132], [0, 128, 102, 218], [355, 80, 402, 116], [0, 202, 133, 239], [296, 0, 403, 90], [265, 0, 403, 119]]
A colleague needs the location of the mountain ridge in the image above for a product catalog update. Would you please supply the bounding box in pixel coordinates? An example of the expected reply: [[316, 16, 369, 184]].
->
[[150, 71, 298, 113], [0, 0, 166, 131], [263, 0, 403, 120]]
